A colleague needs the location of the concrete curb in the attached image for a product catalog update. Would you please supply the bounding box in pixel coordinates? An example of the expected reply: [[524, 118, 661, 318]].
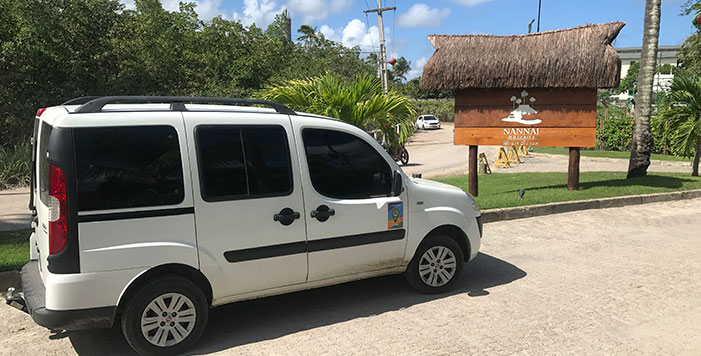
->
[[0, 270, 20, 294], [481, 188, 701, 223]]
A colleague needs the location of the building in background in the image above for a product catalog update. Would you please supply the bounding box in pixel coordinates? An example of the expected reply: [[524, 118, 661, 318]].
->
[[612, 45, 681, 103]]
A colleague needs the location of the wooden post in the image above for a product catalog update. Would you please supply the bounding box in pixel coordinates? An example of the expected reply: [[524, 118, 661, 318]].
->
[[469, 145, 478, 196], [568, 147, 580, 190]]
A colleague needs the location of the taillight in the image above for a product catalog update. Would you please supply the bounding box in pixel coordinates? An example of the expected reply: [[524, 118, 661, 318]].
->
[[48, 164, 68, 255], [36, 108, 46, 117]]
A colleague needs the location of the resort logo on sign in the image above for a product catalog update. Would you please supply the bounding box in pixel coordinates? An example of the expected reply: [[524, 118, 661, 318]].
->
[[501, 90, 542, 125], [501, 90, 542, 146]]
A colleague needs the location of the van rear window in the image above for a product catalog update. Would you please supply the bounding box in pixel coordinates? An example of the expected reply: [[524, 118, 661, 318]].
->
[[38, 122, 53, 205], [74, 126, 184, 211]]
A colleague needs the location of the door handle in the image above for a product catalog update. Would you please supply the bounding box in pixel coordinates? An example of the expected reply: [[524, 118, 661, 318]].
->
[[310, 205, 335, 222], [273, 208, 301, 226]]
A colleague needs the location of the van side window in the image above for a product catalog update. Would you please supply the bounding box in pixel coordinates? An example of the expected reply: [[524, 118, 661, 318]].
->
[[196, 125, 292, 201], [74, 126, 184, 211], [302, 128, 392, 199]]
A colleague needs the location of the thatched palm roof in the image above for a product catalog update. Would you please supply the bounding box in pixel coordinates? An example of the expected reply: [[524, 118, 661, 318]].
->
[[420, 22, 625, 90]]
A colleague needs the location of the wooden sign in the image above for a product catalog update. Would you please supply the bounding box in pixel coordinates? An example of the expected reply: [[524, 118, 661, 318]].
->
[[453, 88, 597, 147]]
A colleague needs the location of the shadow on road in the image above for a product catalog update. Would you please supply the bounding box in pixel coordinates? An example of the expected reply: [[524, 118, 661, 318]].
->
[[68, 253, 525, 355]]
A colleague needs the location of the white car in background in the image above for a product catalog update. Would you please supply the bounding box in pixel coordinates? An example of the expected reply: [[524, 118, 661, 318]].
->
[[416, 115, 441, 130]]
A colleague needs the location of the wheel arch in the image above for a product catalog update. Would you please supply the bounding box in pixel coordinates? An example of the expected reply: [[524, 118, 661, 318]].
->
[[424, 225, 471, 262], [116, 264, 214, 313]]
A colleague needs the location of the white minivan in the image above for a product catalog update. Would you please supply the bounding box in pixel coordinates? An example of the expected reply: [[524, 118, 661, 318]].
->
[[6, 97, 482, 356]]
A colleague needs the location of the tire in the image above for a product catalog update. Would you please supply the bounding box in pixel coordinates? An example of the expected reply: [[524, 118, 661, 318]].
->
[[400, 148, 409, 165], [404, 235, 464, 294], [121, 276, 209, 356]]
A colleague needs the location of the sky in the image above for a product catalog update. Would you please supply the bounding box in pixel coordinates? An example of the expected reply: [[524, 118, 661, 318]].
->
[[121, 0, 698, 79]]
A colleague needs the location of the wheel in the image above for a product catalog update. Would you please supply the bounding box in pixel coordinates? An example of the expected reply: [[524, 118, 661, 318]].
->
[[400, 148, 409, 165], [121, 276, 209, 356], [404, 235, 464, 294]]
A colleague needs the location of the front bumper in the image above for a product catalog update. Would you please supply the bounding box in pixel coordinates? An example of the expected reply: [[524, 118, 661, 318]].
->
[[5, 261, 115, 330]]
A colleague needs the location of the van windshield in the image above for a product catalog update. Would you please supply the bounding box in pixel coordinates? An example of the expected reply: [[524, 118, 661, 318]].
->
[[38, 121, 53, 205]]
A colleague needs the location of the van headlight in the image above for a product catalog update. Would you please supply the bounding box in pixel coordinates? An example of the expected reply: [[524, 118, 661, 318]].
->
[[466, 193, 479, 211]]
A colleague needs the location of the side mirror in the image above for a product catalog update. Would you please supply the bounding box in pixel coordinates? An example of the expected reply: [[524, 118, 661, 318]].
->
[[392, 170, 403, 196]]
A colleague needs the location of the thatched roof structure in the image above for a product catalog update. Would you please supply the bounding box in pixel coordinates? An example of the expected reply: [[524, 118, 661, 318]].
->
[[420, 22, 625, 90]]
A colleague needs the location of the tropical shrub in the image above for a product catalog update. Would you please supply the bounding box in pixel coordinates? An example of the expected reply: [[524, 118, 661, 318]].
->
[[0, 143, 31, 190], [263, 73, 416, 144]]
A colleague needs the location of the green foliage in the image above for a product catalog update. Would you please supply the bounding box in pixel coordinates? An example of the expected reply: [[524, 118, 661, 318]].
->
[[617, 62, 640, 94], [597, 116, 634, 151], [263, 73, 416, 144], [401, 77, 454, 99], [0, 229, 31, 272], [655, 75, 701, 157], [0, 0, 374, 149], [0, 143, 31, 190], [410, 100, 454, 122], [388, 57, 411, 83]]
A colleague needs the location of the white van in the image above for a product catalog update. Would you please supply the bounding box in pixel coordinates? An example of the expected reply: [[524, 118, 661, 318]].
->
[[6, 97, 482, 356]]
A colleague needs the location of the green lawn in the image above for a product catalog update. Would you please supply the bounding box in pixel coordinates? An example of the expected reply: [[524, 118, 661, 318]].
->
[[0, 229, 30, 272], [532, 147, 692, 162], [433, 172, 701, 210]]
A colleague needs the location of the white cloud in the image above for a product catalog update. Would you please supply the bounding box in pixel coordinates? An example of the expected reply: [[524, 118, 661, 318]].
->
[[450, 0, 494, 6], [233, 0, 286, 28], [339, 19, 391, 54], [397, 4, 450, 27], [318, 25, 341, 42], [287, 0, 352, 24], [407, 56, 428, 79]]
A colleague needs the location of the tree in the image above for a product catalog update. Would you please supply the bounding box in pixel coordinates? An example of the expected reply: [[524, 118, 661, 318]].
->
[[656, 75, 701, 176], [679, 1, 701, 73], [628, 0, 661, 178], [388, 57, 410, 83], [262, 73, 416, 144], [297, 25, 318, 44], [617, 61, 640, 94]]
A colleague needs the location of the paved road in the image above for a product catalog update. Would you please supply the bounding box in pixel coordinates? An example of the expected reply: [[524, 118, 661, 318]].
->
[[2, 198, 700, 355], [403, 123, 691, 178]]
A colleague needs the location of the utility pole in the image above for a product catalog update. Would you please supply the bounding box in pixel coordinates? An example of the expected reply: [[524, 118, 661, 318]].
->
[[536, 0, 542, 32], [364, 0, 396, 93]]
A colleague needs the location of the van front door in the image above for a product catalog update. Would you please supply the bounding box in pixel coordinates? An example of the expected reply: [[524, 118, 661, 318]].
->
[[293, 123, 408, 282], [185, 112, 307, 298]]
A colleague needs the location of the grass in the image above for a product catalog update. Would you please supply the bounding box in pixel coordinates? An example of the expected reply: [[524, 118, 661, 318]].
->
[[531, 147, 691, 162], [433, 172, 701, 210], [0, 229, 31, 272]]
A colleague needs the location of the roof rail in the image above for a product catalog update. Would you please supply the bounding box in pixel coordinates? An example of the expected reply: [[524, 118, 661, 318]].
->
[[62, 96, 103, 105], [72, 96, 297, 115]]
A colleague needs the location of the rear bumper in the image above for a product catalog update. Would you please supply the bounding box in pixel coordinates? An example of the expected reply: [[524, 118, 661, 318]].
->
[[7, 261, 115, 330]]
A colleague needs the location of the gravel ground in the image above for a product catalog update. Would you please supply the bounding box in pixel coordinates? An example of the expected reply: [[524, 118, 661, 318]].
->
[[1, 198, 700, 355], [0, 188, 31, 231], [402, 123, 691, 178]]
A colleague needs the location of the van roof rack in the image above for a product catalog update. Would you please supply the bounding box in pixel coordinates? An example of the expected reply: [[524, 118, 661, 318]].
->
[[71, 96, 297, 115], [62, 96, 103, 105]]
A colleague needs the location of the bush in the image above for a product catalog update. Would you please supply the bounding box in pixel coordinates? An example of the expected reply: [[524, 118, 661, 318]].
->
[[597, 116, 634, 151], [410, 99, 454, 122], [0, 143, 31, 190]]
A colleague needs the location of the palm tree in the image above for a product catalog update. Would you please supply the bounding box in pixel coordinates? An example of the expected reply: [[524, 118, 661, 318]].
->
[[263, 73, 415, 144], [656, 75, 701, 176], [627, 0, 661, 178], [296, 25, 318, 45]]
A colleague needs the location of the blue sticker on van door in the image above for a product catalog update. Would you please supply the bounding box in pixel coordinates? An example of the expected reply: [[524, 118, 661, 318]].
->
[[388, 202, 403, 229]]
